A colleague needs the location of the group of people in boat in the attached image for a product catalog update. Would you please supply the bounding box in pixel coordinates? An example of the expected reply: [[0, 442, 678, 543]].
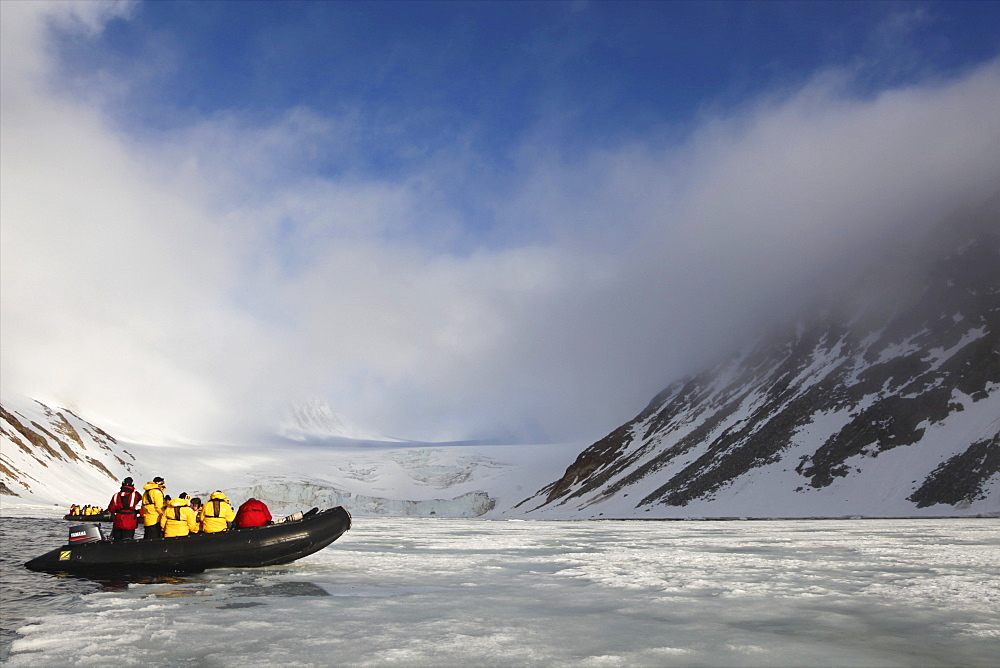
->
[[68, 504, 105, 517], [104, 476, 273, 541]]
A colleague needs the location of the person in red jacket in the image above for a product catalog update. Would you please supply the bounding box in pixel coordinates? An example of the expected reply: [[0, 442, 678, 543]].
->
[[235, 498, 272, 528], [106, 477, 142, 541]]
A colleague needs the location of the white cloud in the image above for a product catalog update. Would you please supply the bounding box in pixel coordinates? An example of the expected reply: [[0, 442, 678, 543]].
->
[[2, 3, 998, 444]]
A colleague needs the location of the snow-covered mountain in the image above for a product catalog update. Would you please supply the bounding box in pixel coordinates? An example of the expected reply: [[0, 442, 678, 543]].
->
[[0, 391, 580, 518], [0, 398, 137, 505], [519, 202, 1000, 518], [277, 397, 398, 443], [5, 202, 996, 520]]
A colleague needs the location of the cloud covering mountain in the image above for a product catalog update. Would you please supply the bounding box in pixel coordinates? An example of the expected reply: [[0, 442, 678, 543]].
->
[[2, 2, 999, 445], [520, 201, 999, 518]]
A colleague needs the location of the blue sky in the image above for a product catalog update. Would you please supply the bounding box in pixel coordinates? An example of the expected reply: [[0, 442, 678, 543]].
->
[[3, 1, 1000, 443], [60, 2, 1000, 186]]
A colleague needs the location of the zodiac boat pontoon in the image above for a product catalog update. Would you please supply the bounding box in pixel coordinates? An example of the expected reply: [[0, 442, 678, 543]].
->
[[26, 507, 351, 575]]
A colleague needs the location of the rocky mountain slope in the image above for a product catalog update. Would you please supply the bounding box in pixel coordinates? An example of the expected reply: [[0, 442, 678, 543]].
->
[[520, 202, 999, 518], [0, 397, 136, 504]]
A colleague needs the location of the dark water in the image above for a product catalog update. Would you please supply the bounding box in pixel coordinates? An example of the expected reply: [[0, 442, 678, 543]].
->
[[0, 517, 325, 663], [0, 517, 199, 662], [0, 518, 98, 661]]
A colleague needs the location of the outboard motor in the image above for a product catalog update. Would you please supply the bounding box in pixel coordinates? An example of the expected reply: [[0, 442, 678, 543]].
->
[[68, 524, 103, 544]]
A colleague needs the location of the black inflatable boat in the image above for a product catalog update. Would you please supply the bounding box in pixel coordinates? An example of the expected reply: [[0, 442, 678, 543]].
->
[[63, 513, 112, 522], [26, 507, 351, 575]]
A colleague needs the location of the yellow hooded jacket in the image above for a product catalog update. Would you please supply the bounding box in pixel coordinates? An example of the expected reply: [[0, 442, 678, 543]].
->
[[160, 497, 199, 537], [199, 491, 236, 533], [141, 481, 166, 526]]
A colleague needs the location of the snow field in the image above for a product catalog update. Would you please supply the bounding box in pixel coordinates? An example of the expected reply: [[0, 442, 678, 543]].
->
[[8, 518, 1000, 666]]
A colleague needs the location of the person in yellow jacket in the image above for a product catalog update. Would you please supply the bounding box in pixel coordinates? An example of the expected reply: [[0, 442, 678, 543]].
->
[[199, 491, 236, 533], [160, 496, 199, 538], [141, 477, 167, 540]]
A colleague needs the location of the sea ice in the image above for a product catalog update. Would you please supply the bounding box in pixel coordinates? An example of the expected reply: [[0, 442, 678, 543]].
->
[[8, 518, 999, 666]]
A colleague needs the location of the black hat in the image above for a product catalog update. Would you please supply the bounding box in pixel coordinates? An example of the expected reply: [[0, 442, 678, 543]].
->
[[122, 477, 133, 486], [153, 476, 164, 483]]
